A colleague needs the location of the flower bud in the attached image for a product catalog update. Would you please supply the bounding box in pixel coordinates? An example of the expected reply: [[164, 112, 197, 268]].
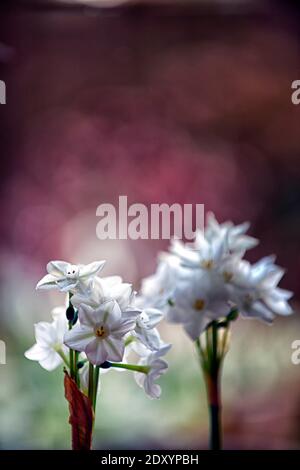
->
[[100, 361, 111, 369]]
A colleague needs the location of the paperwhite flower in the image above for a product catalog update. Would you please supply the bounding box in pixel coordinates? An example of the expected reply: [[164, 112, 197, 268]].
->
[[64, 300, 139, 365], [166, 270, 230, 340], [71, 275, 135, 311], [139, 255, 182, 309], [133, 308, 164, 350], [227, 256, 293, 322], [133, 343, 171, 399], [171, 232, 228, 272], [205, 212, 259, 254], [36, 260, 105, 293], [170, 213, 258, 272], [25, 307, 69, 371], [145, 213, 293, 340]]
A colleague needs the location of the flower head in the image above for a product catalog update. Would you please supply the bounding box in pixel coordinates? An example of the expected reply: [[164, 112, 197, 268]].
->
[[167, 269, 230, 339], [25, 307, 69, 371], [36, 260, 105, 293], [64, 300, 140, 365], [133, 343, 171, 399], [144, 213, 293, 341], [71, 275, 134, 311], [133, 307, 164, 350]]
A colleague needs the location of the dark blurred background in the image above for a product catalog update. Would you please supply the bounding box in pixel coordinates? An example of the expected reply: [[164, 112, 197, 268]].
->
[[0, 0, 300, 450]]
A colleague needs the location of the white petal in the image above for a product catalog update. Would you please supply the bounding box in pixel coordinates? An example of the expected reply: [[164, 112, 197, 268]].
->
[[96, 300, 121, 327], [47, 260, 69, 275], [264, 297, 293, 316], [194, 230, 210, 253], [79, 261, 106, 279], [36, 274, 59, 290], [261, 269, 285, 289], [208, 300, 230, 317], [39, 350, 62, 371], [85, 339, 107, 365], [25, 343, 50, 362], [64, 325, 94, 351], [183, 315, 211, 340], [78, 304, 97, 328], [244, 301, 274, 323], [111, 318, 136, 337], [145, 379, 161, 399], [103, 337, 124, 362], [101, 276, 122, 288], [34, 322, 56, 346], [165, 306, 188, 324], [53, 314, 68, 343], [56, 278, 78, 292], [143, 308, 164, 328]]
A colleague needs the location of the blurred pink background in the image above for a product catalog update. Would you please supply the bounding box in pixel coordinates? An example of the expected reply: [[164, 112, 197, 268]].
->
[[0, 0, 300, 449]]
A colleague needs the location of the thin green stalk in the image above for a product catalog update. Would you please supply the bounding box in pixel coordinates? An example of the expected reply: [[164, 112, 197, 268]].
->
[[206, 327, 212, 367], [109, 362, 150, 374], [207, 321, 222, 450], [196, 321, 223, 451], [93, 366, 100, 412], [221, 324, 230, 358], [88, 362, 94, 405]]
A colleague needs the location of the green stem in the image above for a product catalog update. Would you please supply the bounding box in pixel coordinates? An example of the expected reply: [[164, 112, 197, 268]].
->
[[88, 362, 94, 405], [197, 321, 223, 451], [93, 366, 100, 412], [207, 321, 222, 450], [109, 362, 150, 374]]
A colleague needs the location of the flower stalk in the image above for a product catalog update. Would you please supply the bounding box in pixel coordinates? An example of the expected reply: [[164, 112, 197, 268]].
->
[[196, 320, 229, 450], [109, 362, 150, 374]]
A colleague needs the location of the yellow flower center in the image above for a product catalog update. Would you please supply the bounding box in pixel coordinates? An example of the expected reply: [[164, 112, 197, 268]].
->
[[223, 271, 233, 283], [94, 324, 108, 339], [193, 298, 206, 311], [201, 260, 214, 270]]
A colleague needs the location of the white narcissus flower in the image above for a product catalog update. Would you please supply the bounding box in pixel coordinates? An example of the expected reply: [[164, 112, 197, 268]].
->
[[205, 212, 259, 254], [133, 343, 171, 399], [170, 232, 228, 272], [64, 300, 139, 365], [133, 307, 164, 351], [25, 307, 69, 371], [71, 275, 135, 311], [139, 255, 182, 310], [226, 256, 293, 323], [36, 260, 105, 293], [166, 270, 230, 340], [145, 213, 293, 341]]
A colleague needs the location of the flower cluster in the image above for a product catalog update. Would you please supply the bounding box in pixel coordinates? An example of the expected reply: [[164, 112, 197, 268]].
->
[[25, 260, 170, 399], [139, 213, 294, 341]]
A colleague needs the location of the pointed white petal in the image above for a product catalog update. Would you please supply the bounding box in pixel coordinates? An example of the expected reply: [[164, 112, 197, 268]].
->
[[78, 304, 97, 328], [47, 260, 69, 275], [39, 350, 62, 371], [103, 337, 124, 362], [79, 261, 106, 279], [64, 325, 94, 351], [85, 339, 107, 365], [36, 274, 58, 290], [25, 344, 50, 362]]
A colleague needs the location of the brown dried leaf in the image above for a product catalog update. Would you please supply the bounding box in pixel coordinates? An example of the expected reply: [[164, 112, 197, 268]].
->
[[64, 371, 94, 450]]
